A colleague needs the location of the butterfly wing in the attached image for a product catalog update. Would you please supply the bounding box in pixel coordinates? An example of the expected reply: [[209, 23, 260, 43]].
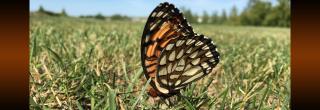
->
[[141, 2, 194, 90], [154, 35, 220, 94]]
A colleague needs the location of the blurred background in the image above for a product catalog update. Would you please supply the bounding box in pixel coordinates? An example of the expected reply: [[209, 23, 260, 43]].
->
[[30, 0, 290, 27]]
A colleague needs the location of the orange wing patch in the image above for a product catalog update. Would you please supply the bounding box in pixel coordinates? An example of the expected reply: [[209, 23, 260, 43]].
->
[[144, 21, 179, 79], [146, 42, 157, 57], [151, 22, 171, 41], [147, 22, 173, 57]]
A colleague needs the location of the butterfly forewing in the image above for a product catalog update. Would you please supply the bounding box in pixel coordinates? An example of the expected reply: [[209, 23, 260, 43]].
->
[[155, 35, 220, 93], [141, 2, 194, 90]]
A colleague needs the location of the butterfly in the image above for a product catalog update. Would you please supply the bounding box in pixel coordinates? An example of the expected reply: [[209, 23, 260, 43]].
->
[[141, 2, 220, 98]]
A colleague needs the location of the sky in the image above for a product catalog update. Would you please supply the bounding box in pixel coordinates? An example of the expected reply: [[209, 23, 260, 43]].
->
[[30, 0, 277, 17]]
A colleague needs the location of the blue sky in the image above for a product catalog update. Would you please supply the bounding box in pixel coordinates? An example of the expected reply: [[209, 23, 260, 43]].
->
[[30, 0, 277, 17]]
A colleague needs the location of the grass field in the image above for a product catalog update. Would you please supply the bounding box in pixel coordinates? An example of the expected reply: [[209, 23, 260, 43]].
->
[[29, 15, 290, 109]]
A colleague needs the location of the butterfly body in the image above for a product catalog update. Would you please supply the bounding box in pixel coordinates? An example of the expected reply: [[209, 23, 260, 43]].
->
[[141, 2, 220, 98]]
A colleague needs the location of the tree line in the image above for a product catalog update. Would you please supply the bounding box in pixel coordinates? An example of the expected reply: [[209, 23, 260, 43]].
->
[[36, 6, 131, 21], [34, 0, 290, 27], [79, 14, 131, 21], [37, 6, 68, 17], [182, 0, 290, 27]]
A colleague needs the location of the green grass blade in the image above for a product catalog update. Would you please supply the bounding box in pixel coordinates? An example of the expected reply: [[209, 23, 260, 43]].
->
[[132, 78, 151, 109]]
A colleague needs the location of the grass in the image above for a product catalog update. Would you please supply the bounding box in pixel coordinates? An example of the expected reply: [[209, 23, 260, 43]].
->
[[29, 15, 290, 109]]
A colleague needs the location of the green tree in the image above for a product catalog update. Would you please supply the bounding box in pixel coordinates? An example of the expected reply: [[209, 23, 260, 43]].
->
[[211, 11, 219, 24], [60, 8, 68, 16], [260, 0, 290, 27], [276, 0, 290, 27], [185, 10, 195, 23], [229, 6, 240, 25], [263, 5, 279, 26], [202, 11, 210, 24], [94, 13, 105, 20], [38, 5, 45, 13], [240, 0, 272, 26], [194, 13, 199, 24], [220, 9, 227, 24], [110, 14, 130, 21], [36, 5, 60, 16], [181, 7, 197, 23]]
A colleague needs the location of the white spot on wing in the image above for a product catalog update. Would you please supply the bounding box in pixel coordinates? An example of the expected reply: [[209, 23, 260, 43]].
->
[[184, 64, 191, 71], [209, 58, 215, 62], [178, 58, 185, 65], [161, 79, 167, 84], [182, 72, 204, 84], [186, 39, 195, 45], [151, 12, 156, 17], [159, 67, 167, 76], [201, 62, 209, 68], [170, 74, 180, 79], [176, 40, 185, 47], [157, 11, 163, 17], [206, 69, 211, 73], [150, 24, 157, 31], [172, 62, 177, 71], [159, 55, 167, 65], [175, 80, 181, 86], [195, 41, 203, 46], [186, 47, 192, 53], [202, 45, 209, 50], [166, 44, 174, 50], [162, 13, 168, 18], [168, 82, 173, 86], [169, 51, 176, 61], [167, 63, 173, 73], [205, 51, 213, 57], [189, 51, 198, 58], [155, 76, 169, 93], [175, 59, 185, 71], [175, 66, 184, 71], [174, 86, 185, 90], [144, 35, 150, 43], [182, 66, 201, 76], [176, 49, 184, 59], [191, 58, 200, 65]]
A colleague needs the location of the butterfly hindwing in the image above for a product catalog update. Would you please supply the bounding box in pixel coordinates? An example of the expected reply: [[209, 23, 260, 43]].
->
[[155, 35, 220, 93]]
